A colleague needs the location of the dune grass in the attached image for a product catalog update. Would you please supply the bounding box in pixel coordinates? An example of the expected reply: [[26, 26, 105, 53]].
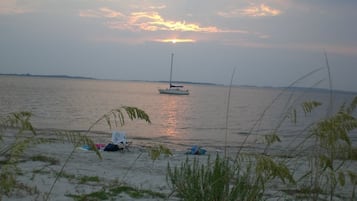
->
[[166, 97, 357, 201], [30, 154, 60, 165], [67, 184, 166, 201], [166, 54, 357, 201], [0, 106, 151, 201]]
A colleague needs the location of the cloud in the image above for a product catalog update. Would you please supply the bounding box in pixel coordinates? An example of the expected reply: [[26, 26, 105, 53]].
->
[[80, 8, 231, 33], [79, 7, 123, 18], [219, 4, 281, 18], [78, 5, 269, 44], [148, 5, 166, 10], [128, 11, 219, 32], [99, 7, 124, 18], [0, 0, 32, 15]]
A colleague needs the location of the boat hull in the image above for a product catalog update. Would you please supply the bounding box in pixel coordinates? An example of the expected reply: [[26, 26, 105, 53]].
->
[[158, 88, 189, 95]]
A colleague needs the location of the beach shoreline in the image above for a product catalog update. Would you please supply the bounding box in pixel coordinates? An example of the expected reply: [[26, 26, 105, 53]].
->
[[2, 130, 356, 201], [2, 130, 209, 201]]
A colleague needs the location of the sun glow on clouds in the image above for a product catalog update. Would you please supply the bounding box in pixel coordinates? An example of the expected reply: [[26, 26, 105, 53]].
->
[[80, 8, 220, 33], [158, 38, 196, 43], [219, 4, 281, 17], [130, 11, 219, 32], [241, 4, 281, 17], [78, 5, 267, 44]]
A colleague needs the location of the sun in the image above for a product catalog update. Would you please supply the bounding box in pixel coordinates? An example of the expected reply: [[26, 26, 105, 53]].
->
[[156, 38, 196, 43]]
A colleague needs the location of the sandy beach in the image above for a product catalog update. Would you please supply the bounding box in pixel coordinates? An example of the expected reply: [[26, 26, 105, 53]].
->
[[1, 130, 190, 201], [2, 130, 356, 201], [14, 145, 184, 201]]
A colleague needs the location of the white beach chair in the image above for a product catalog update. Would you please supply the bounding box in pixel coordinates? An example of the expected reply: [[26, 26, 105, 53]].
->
[[111, 131, 130, 151]]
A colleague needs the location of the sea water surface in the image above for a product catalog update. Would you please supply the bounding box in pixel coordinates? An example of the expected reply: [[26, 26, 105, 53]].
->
[[1, 76, 356, 152]]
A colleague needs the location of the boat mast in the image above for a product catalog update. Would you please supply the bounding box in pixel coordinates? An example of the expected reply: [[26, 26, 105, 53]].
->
[[169, 53, 174, 88]]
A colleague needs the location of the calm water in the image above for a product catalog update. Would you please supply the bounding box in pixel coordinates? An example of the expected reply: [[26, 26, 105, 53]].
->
[[1, 76, 356, 151]]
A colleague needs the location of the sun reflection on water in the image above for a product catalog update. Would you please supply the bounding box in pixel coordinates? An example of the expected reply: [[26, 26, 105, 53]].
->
[[159, 96, 187, 138]]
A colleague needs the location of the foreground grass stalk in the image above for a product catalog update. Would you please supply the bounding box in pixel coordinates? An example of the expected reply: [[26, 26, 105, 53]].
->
[[234, 67, 324, 160], [0, 106, 151, 201], [44, 106, 151, 200], [0, 112, 37, 198], [224, 68, 236, 158], [167, 53, 357, 200]]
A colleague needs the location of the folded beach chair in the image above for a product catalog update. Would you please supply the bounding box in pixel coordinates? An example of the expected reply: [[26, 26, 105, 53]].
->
[[110, 131, 131, 151]]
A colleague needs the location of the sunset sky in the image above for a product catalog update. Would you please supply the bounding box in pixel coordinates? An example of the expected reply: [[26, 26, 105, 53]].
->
[[1, 0, 356, 92]]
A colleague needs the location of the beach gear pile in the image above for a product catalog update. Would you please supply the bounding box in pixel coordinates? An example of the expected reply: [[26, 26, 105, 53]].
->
[[80, 132, 207, 155], [104, 131, 129, 151], [103, 143, 120, 151], [80, 131, 129, 152], [186, 145, 206, 155]]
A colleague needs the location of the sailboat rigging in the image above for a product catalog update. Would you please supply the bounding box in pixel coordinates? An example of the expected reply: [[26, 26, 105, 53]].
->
[[158, 53, 189, 95]]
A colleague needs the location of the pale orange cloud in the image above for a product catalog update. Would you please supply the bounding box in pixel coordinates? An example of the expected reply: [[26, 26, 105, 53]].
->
[[119, 11, 220, 33], [99, 7, 124, 18], [80, 8, 226, 33], [0, 0, 32, 15], [79, 9, 102, 18], [79, 7, 123, 18], [79, 7, 258, 44], [240, 4, 281, 17], [148, 5, 166, 10], [218, 4, 281, 18]]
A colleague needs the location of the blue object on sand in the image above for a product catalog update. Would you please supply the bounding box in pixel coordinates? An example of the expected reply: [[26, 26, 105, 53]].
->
[[187, 145, 206, 155], [80, 145, 91, 150], [191, 145, 199, 154]]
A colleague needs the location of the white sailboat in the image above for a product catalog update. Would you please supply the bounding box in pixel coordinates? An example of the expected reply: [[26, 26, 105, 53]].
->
[[158, 53, 189, 95]]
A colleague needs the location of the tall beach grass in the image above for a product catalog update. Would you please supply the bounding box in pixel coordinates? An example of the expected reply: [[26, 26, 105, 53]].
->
[[166, 53, 357, 201]]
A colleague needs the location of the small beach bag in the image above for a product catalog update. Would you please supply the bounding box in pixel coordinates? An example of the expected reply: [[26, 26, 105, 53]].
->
[[104, 143, 120, 151]]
